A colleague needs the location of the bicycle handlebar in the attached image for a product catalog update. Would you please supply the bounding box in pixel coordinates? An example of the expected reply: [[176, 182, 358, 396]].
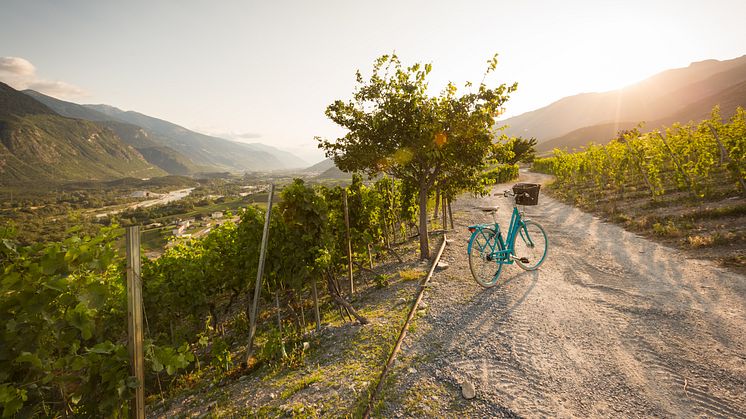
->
[[493, 189, 529, 200]]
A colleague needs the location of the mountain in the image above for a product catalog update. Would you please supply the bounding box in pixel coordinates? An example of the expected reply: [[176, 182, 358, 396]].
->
[[301, 158, 351, 179], [502, 54, 746, 151], [25, 90, 198, 175], [535, 122, 639, 154], [317, 165, 350, 179], [83, 104, 301, 171], [303, 158, 336, 173], [535, 68, 746, 154], [239, 142, 308, 169], [0, 83, 57, 117], [0, 82, 165, 183]]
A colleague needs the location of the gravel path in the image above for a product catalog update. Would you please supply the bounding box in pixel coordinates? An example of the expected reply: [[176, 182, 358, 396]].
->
[[385, 171, 746, 418]]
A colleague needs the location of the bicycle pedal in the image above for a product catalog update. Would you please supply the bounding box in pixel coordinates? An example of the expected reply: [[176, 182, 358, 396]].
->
[[519, 257, 529, 263]]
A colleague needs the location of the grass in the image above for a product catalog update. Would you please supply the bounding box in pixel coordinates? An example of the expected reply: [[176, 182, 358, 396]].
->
[[398, 268, 426, 281], [687, 231, 738, 248], [401, 380, 450, 416], [279, 369, 323, 400], [652, 220, 681, 237]]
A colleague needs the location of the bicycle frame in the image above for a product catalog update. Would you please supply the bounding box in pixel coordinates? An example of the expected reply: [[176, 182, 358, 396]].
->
[[467, 206, 530, 264]]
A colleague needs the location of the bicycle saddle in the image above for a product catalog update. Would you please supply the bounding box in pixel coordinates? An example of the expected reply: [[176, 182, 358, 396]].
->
[[477, 206, 499, 213]]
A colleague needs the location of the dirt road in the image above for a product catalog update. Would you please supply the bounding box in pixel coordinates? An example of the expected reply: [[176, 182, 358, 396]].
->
[[385, 171, 746, 417]]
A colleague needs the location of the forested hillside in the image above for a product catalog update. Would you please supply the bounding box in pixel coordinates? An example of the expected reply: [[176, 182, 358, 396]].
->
[[0, 83, 165, 183]]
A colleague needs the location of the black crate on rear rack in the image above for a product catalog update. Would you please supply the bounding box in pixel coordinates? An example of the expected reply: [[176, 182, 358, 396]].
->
[[513, 183, 540, 205]]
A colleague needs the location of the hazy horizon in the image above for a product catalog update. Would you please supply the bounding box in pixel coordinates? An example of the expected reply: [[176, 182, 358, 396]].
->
[[2, 0, 746, 164]]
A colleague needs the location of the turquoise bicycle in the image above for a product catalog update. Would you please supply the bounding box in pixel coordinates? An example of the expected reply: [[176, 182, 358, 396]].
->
[[467, 183, 548, 288]]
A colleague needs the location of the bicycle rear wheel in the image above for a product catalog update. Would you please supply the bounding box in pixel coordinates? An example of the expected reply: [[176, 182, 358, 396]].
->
[[514, 220, 548, 271], [468, 228, 503, 288]]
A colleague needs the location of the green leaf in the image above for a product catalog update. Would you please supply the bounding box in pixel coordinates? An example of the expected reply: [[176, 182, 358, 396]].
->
[[0, 385, 27, 418], [15, 352, 42, 369], [70, 356, 87, 371], [0, 272, 20, 289], [78, 282, 108, 310], [89, 341, 116, 355], [66, 302, 95, 340], [42, 276, 67, 292]]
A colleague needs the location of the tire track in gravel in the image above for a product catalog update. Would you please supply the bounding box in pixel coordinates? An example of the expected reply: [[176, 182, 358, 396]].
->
[[383, 171, 746, 418]]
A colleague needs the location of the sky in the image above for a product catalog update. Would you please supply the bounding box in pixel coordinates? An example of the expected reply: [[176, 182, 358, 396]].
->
[[1, 0, 745, 164]]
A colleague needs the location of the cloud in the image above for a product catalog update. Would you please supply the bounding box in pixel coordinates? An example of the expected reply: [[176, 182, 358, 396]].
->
[[0, 56, 87, 99], [27, 80, 87, 98], [0, 57, 36, 76], [192, 127, 262, 141], [232, 132, 262, 140]]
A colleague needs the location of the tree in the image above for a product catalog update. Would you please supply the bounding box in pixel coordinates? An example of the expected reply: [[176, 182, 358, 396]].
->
[[318, 54, 516, 258], [506, 136, 537, 164]]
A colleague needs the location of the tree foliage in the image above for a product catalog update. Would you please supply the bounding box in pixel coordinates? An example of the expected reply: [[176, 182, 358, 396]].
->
[[506, 136, 537, 164], [318, 54, 517, 258]]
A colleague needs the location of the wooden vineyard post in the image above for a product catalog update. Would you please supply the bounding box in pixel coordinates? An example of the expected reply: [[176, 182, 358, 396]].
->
[[275, 290, 286, 358], [390, 179, 396, 244], [367, 243, 373, 269], [343, 189, 354, 295], [312, 277, 321, 332], [125, 226, 145, 419], [433, 187, 440, 220], [440, 193, 448, 234], [448, 196, 454, 230], [247, 184, 275, 361]]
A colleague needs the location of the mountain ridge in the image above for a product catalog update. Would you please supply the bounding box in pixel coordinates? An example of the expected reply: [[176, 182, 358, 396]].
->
[[0, 82, 165, 183], [83, 104, 305, 171], [24, 90, 198, 175], [501, 54, 746, 145]]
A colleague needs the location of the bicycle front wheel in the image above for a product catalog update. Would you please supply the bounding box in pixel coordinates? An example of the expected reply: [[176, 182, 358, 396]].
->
[[514, 220, 548, 271], [468, 228, 503, 288]]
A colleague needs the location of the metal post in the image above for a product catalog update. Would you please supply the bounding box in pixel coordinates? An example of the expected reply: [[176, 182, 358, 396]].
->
[[247, 184, 274, 359], [126, 226, 145, 419], [343, 189, 354, 295]]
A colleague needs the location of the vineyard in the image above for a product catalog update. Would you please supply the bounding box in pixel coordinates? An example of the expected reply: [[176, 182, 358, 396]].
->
[[0, 163, 517, 417], [533, 106, 746, 269]]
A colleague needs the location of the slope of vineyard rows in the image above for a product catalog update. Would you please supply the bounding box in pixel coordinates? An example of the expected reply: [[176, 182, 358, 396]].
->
[[533, 106, 745, 272], [0, 165, 519, 417]]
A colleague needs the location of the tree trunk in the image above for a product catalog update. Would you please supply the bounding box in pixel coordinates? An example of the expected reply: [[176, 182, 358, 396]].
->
[[418, 179, 430, 259]]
